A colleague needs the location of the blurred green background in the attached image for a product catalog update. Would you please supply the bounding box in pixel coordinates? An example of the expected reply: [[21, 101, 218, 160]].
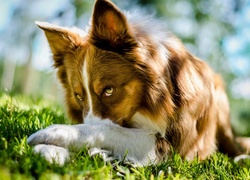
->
[[0, 0, 249, 135]]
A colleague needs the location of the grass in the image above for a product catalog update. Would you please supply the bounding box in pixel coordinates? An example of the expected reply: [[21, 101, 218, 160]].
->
[[0, 91, 250, 180]]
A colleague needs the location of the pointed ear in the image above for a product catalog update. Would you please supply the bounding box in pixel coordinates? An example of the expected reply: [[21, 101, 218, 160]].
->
[[90, 0, 136, 52], [36, 21, 85, 67]]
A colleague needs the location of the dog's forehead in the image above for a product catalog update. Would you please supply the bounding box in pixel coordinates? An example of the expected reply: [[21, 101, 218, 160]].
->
[[84, 47, 125, 74], [80, 47, 137, 89]]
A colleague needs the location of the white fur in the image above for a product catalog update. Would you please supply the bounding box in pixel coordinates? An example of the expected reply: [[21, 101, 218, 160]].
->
[[28, 120, 158, 166], [234, 154, 250, 162], [82, 58, 95, 123], [34, 144, 70, 165], [131, 112, 166, 136]]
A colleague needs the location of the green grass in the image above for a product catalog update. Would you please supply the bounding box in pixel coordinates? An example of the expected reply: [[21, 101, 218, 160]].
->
[[0, 91, 250, 180]]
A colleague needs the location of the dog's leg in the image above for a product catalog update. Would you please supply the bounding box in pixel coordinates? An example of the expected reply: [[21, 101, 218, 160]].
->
[[214, 75, 243, 157], [235, 137, 250, 154], [28, 120, 158, 166]]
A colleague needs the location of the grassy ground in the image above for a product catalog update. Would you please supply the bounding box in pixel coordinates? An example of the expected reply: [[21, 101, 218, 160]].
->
[[0, 92, 250, 180]]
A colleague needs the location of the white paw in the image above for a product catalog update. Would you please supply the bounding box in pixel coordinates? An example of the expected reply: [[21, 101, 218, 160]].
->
[[234, 154, 250, 163], [27, 125, 78, 148], [34, 144, 70, 165], [88, 148, 115, 162], [88, 148, 140, 167]]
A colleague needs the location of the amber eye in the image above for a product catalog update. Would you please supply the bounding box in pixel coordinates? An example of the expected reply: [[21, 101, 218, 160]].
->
[[104, 87, 113, 97], [76, 94, 83, 101]]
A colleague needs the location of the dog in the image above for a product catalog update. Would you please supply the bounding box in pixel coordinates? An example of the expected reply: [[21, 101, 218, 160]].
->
[[28, 0, 250, 166]]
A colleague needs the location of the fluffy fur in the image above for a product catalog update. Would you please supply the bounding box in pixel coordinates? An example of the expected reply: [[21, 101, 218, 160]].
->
[[28, 0, 250, 166]]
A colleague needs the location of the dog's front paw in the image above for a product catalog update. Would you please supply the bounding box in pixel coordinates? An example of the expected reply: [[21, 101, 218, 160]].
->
[[28, 125, 78, 148], [234, 154, 250, 163], [89, 147, 115, 162], [33, 144, 70, 165], [88, 148, 138, 167]]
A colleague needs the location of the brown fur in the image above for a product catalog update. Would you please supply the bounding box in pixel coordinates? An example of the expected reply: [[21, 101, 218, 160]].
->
[[37, 0, 249, 162]]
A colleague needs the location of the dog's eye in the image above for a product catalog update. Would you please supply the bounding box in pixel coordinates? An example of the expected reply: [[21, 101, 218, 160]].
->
[[104, 87, 113, 97], [76, 94, 83, 101]]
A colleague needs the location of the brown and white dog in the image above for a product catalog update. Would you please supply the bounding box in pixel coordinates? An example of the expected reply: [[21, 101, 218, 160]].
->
[[28, 0, 250, 166]]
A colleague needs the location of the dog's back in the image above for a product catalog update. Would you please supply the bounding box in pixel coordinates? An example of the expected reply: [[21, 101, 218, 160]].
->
[[158, 41, 244, 160]]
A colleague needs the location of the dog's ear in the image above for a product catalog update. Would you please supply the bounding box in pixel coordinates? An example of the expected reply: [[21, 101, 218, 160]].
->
[[90, 0, 136, 53], [36, 21, 85, 67]]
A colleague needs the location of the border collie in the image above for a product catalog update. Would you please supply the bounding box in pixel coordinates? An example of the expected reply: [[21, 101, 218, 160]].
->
[[28, 0, 250, 166]]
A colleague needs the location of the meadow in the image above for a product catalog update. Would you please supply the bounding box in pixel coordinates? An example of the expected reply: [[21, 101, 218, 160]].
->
[[0, 92, 249, 180]]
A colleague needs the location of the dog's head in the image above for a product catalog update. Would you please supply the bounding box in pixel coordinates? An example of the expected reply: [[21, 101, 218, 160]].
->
[[37, 0, 175, 132]]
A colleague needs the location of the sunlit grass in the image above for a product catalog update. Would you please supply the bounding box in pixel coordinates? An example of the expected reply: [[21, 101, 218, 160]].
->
[[0, 91, 249, 179]]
